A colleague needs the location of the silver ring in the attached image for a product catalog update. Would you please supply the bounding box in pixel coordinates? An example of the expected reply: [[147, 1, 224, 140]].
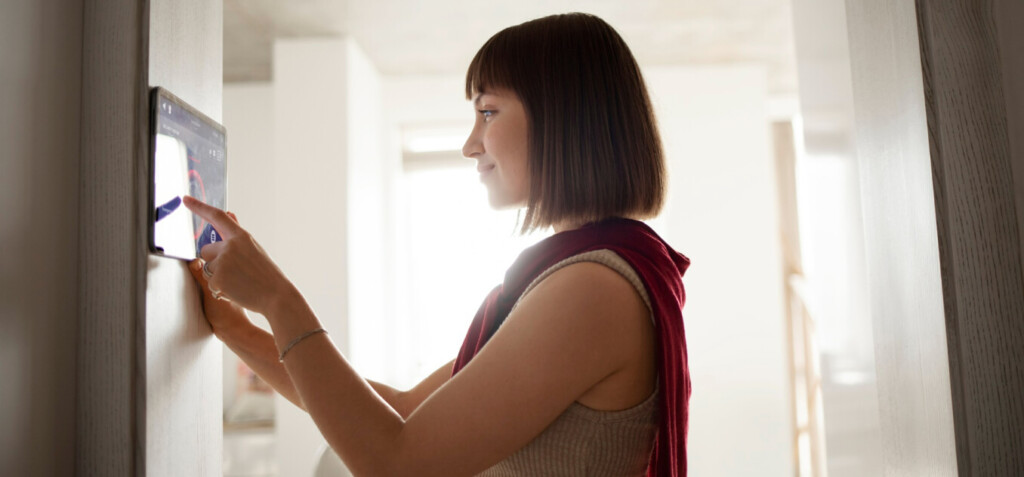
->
[[202, 261, 214, 279], [210, 287, 225, 300]]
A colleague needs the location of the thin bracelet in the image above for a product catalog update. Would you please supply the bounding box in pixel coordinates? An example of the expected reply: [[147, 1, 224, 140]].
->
[[278, 328, 327, 362]]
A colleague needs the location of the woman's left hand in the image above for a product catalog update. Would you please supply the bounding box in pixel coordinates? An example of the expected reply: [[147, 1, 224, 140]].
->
[[182, 196, 296, 315]]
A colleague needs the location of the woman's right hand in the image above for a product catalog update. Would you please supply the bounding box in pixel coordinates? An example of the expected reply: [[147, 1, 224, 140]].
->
[[187, 211, 251, 340]]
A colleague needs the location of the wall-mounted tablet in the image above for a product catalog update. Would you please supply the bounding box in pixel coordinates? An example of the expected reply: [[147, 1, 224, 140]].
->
[[149, 87, 227, 260]]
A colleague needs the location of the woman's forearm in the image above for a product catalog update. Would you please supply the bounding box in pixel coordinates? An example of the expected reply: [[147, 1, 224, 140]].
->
[[220, 320, 307, 410], [265, 288, 407, 477], [220, 316, 411, 415]]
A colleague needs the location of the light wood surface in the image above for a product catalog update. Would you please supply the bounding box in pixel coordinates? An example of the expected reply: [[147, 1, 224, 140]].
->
[[846, 0, 1024, 474], [76, 0, 148, 474], [144, 0, 225, 475], [844, 0, 960, 474], [75, 0, 225, 474]]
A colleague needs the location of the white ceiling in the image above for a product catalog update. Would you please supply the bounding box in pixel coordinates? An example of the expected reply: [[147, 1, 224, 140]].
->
[[224, 0, 798, 94]]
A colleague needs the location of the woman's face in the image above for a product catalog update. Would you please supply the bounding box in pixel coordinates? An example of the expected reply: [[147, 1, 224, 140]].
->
[[462, 88, 530, 209]]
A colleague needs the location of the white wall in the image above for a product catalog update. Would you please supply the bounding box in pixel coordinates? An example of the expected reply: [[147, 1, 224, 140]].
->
[[272, 38, 352, 477], [647, 65, 794, 477], [222, 37, 388, 477], [380, 74, 473, 388], [222, 83, 276, 411], [223, 84, 279, 252], [345, 41, 392, 386]]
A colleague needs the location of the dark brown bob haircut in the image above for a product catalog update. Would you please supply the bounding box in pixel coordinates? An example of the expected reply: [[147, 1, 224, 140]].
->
[[466, 12, 665, 232]]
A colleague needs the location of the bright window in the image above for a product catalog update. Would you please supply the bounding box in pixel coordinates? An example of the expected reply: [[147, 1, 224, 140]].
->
[[393, 162, 546, 388]]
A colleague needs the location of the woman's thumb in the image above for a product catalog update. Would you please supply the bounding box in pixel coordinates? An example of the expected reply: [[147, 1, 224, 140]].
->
[[188, 259, 207, 285]]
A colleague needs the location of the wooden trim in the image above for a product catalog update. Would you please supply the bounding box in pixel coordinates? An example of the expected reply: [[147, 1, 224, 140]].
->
[[994, 0, 1024, 313], [915, 0, 1024, 473]]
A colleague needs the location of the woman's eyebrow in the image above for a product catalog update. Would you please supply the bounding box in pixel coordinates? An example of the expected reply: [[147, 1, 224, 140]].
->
[[474, 93, 498, 107]]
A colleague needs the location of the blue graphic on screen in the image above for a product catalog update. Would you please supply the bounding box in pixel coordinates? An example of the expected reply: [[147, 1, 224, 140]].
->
[[152, 94, 226, 260]]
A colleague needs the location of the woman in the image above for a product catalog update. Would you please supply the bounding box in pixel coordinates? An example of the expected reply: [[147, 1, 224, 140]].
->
[[186, 12, 691, 477]]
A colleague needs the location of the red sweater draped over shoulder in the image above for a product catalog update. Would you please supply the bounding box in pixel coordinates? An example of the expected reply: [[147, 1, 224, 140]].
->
[[453, 218, 692, 477]]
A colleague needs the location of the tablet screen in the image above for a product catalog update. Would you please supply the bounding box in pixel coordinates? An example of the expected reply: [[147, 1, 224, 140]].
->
[[150, 87, 227, 260]]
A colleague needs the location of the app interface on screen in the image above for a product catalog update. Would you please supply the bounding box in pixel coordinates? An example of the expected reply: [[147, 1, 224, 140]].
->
[[152, 95, 226, 260]]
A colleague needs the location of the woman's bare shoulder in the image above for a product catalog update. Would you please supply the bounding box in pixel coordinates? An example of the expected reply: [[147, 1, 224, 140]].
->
[[515, 260, 650, 348]]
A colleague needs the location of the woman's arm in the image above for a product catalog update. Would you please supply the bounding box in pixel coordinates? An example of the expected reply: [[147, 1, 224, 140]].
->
[[386, 359, 455, 418], [221, 321, 453, 417], [185, 198, 647, 477], [268, 262, 644, 477], [221, 320, 307, 409], [188, 257, 454, 416]]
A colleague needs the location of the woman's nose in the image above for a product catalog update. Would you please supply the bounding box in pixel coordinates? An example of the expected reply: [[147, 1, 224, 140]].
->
[[462, 129, 483, 159]]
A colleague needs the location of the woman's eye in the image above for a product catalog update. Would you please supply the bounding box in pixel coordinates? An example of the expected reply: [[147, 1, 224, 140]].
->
[[478, 110, 495, 120]]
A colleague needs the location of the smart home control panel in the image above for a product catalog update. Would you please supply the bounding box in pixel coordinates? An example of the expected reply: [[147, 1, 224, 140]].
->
[[148, 87, 227, 260]]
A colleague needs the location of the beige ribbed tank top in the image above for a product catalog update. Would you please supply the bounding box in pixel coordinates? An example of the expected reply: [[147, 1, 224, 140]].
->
[[476, 249, 659, 477]]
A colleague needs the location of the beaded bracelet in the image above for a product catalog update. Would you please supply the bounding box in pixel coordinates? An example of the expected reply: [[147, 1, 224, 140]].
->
[[278, 328, 327, 362]]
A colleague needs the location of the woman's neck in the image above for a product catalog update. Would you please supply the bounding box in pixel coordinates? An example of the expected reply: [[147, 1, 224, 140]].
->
[[552, 216, 640, 233], [552, 222, 579, 234]]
